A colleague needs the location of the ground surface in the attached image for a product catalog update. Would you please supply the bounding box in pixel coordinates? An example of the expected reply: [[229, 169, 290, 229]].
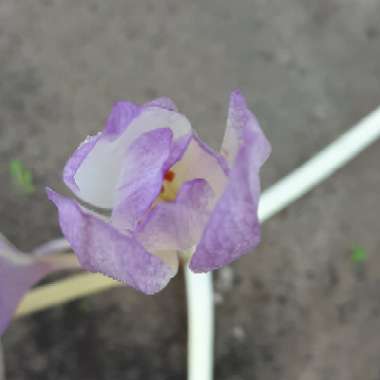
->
[[0, 0, 380, 379]]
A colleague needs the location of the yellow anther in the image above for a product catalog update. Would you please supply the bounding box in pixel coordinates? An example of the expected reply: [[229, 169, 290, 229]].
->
[[159, 170, 179, 202]]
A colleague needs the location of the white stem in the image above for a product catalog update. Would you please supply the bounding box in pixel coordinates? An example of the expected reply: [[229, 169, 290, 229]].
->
[[258, 106, 380, 222], [185, 266, 214, 380], [32, 238, 71, 256]]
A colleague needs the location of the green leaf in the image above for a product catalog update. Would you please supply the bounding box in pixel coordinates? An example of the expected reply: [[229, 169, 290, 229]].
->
[[351, 246, 367, 263], [9, 159, 35, 194]]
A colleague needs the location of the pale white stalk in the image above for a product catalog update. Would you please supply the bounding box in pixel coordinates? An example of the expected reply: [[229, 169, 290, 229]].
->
[[258, 106, 380, 222], [185, 266, 214, 380], [32, 238, 71, 256]]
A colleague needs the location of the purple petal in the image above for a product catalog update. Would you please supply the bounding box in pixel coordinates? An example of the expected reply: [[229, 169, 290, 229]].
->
[[0, 234, 77, 335], [64, 102, 192, 209], [47, 189, 175, 294], [104, 101, 140, 136], [221, 90, 271, 167], [171, 135, 229, 200], [190, 91, 271, 272], [111, 128, 174, 230], [165, 133, 192, 170], [137, 179, 214, 252]]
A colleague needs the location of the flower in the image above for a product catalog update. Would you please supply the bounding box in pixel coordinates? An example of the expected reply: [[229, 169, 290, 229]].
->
[[47, 90, 271, 294], [0, 91, 269, 335], [0, 234, 77, 335]]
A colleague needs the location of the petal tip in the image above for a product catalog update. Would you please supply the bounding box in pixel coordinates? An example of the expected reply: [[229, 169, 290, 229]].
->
[[105, 101, 140, 136], [45, 187, 60, 205], [229, 89, 247, 106]]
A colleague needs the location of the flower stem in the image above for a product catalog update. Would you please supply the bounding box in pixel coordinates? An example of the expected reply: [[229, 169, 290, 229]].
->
[[32, 238, 71, 256], [185, 265, 214, 380]]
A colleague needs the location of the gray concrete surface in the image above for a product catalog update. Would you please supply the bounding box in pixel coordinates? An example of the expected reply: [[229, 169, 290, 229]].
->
[[0, 0, 379, 379], [0, 341, 4, 380]]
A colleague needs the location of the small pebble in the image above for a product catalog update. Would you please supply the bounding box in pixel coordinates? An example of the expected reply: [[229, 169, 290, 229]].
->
[[232, 325, 246, 342], [217, 267, 235, 292]]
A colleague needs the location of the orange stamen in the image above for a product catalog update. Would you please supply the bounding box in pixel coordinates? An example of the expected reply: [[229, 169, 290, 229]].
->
[[164, 170, 175, 182]]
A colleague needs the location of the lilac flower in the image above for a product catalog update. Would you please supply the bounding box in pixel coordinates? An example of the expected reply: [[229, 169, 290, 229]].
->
[[0, 234, 77, 335], [47, 90, 270, 294]]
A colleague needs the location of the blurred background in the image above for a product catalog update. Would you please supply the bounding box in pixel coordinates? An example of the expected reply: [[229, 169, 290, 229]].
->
[[1, 0, 380, 379]]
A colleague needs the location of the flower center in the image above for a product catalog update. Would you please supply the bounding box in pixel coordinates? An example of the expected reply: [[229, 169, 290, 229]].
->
[[159, 169, 179, 202]]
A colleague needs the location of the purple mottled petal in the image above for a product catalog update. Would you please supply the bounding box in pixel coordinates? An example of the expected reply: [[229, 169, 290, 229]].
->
[[137, 179, 214, 252], [165, 133, 192, 169], [104, 101, 140, 136], [64, 103, 192, 209], [190, 91, 271, 272], [47, 189, 175, 294], [221, 90, 271, 167], [111, 128, 173, 230], [0, 234, 78, 335], [190, 147, 261, 271], [171, 135, 229, 200]]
